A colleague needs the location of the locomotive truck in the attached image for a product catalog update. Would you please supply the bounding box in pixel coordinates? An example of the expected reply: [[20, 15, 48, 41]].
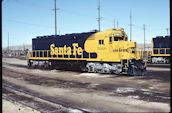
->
[[27, 28, 146, 76]]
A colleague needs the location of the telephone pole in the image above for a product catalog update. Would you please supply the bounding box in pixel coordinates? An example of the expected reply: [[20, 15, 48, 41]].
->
[[8, 32, 9, 52], [143, 24, 146, 52], [23, 43, 25, 51], [117, 20, 118, 29], [130, 10, 132, 41], [53, 0, 60, 35], [166, 28, 169, 35], [114, 19, 115, 29], [97, 0, 101, 31]]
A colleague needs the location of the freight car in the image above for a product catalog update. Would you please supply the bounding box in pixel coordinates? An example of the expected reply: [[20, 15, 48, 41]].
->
[[151, 36, 170, 63], [27, 28, 146, 75]]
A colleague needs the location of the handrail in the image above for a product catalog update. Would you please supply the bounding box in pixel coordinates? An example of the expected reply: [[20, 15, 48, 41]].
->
[[27, 50, 90, 59], [153, 48, 170, 54]]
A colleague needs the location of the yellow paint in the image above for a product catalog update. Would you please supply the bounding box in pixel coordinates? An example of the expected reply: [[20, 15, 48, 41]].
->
[[84, 29, 138, 62]]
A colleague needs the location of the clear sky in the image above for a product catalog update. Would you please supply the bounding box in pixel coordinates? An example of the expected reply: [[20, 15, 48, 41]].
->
[[2, 0, 170, 47]]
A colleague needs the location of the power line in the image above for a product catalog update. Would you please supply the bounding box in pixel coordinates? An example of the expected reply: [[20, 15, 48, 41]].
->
[[5, 19, 54, 28], [133, 24, 142, 29]]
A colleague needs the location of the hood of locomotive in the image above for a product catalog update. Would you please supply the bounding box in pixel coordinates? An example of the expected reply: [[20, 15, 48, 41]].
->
[[111, 41, 137, 60], [84, 29, 139, 62]]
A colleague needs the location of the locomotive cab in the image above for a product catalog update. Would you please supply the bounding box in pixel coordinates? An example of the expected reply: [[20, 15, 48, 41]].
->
[[110, 28, 128, 41], [84, 28, 146, 75]]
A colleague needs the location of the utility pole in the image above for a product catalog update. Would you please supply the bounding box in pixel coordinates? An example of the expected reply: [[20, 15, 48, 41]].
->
[[166, 28, 169, 35], [143, 24, 146, 52], [97, 0, 101, 31], [114, 19, 115, 29], [8, 32, 9, 52], [117, 20, 118, 29], [53, 0, 60, 35], [130, 10, 132, 41], [23, 43, 25, 51]]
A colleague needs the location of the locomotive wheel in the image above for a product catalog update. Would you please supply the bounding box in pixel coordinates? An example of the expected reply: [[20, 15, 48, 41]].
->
[[28, 61, 31, 67], [166, 59, 169, 64], [132, 68, 137, 76], [43, 63, 48, 69], [87, 66, 95, 73]]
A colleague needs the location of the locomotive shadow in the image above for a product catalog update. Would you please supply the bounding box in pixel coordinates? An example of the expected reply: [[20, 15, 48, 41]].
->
[[131, 71, 170, 82], [4, 62, 170, 82]]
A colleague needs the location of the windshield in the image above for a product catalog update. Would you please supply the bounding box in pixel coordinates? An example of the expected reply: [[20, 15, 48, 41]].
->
[[114, 37, 124, 41]]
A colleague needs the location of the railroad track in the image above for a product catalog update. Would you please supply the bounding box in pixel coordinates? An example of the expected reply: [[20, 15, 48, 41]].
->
[[147, 63, 170, 68], [3, 83, 89, 113], [3, 94, 44, 113], [2, 61, 170, 107]]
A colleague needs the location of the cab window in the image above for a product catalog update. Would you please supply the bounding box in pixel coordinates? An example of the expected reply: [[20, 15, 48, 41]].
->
[[118, 37, 123, 41], [99, 40, 104, 45], [99, 40, 101, 44], [114, 37, 118, 41], [109, 37, 112, 43]]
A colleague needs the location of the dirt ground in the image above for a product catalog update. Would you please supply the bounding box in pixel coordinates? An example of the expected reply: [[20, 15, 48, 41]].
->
[[3, 99, 40, 113], [2, 58, 171, 112]]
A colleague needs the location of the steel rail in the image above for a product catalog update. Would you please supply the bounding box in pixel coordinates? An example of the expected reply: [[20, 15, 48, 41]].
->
[[3, 94, 45, 113], [3, 83, 89, 113]]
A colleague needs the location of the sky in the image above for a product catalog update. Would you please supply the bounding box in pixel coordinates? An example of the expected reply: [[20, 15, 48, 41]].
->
[[2, 0, 170, 47]]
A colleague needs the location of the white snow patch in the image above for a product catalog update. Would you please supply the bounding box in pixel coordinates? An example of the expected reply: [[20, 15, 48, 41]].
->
[[116, 87, 136, 93], [140, 88, 151, 92], [128, 95, 140, 99], [81, 108, 97, 112], [50, 69, 60, 73], [89, 83, 99, 87], [140, 88, 164, 94], [156, 96, 170, 99], [69, 109, 83, 113], [77, 73, 111, 78], [90, 83, 99, 86], [143, 92, 152, 95], [30, 69, 45, 73], [147, 67, 170, 71], [148, 87, 155, 90]]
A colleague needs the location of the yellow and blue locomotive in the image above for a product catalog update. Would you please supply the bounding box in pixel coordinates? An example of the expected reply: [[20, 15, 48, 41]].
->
[[151, 36, 170, 63], [27, 28, 146, 75]]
